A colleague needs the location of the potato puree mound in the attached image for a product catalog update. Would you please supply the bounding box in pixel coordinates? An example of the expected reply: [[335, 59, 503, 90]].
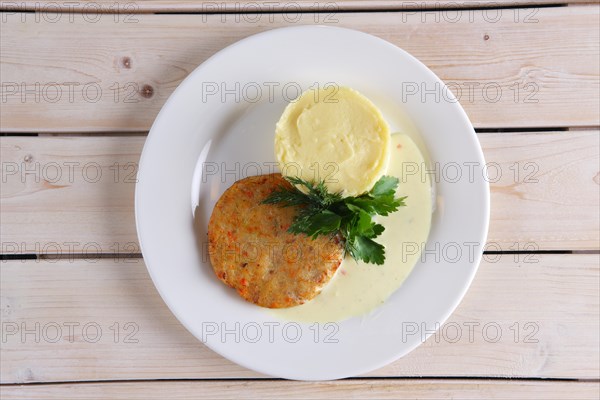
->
[[275, 86, 390, 196]]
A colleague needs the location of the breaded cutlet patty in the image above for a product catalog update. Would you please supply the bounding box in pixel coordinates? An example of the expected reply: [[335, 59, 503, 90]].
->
[[208, 173, 344, 308]]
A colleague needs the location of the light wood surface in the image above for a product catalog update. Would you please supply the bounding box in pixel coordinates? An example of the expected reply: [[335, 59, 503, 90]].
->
[[1, 1, 598, 398], [1, 254, 598, 383], [2, 379, 600, 400], [1, 7, 599, 132], [2, 131, 598, 254]]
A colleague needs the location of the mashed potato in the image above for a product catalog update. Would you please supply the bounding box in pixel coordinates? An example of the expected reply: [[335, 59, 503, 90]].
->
[[275, 86, 390, 196]]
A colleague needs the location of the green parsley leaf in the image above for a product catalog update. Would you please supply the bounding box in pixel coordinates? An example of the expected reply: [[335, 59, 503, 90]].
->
[[348, 235, 386, 265], [261, 175, 407, 265], [370, 175, 399, 197], [298, 210, 342, 239]]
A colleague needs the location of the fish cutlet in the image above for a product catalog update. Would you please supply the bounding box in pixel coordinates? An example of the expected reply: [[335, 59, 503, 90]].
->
[[208, 173, 344, 308]]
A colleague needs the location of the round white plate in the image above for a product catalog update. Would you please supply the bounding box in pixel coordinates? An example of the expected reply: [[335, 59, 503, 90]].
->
[[135, 26, 489, 380]]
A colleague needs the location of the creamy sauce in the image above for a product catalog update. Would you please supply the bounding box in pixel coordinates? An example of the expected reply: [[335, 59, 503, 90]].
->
[[270, 133, 432, 322]]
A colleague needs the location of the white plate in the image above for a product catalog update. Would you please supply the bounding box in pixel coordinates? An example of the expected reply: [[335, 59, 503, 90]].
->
[[135, 26, 489, 380]]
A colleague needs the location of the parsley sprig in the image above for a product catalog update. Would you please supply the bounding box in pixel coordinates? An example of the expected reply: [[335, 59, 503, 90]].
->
[[262, 176, 406, 265]]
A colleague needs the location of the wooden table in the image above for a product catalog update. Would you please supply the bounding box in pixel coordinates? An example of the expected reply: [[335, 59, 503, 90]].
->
[[1, 1, 599, 398]]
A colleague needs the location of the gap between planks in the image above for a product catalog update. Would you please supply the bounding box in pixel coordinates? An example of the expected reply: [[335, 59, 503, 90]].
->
[[0, 378, 599, 400], [0, 128, 592, 137], [0, 1, 588, 14], [0, 250, 585, 260], [0, 376, 591, 385]]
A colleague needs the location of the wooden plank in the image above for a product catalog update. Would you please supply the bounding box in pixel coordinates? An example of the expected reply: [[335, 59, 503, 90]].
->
[[2, 131, 598, 254], [483, 130, 600, 251], [1, 380, 599, 400], [1, 136, 143, 256], [1, 6, 598, 132], [1, 254, 598, 383], [1, 1, 597, 13]]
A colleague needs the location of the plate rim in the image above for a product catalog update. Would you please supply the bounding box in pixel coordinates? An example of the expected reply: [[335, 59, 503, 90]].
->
[[135, 24, 490, 380]]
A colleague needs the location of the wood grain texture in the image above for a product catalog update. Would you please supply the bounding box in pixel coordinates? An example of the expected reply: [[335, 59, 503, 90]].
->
[[1, 136, 143, 255], [1, 1, 597, 13], [2, 380, 600, 400], [1, 254, 598, 383], [2, 131, 598, 254], [483, 130, 600, 250], [1, 6, 598, 132]]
